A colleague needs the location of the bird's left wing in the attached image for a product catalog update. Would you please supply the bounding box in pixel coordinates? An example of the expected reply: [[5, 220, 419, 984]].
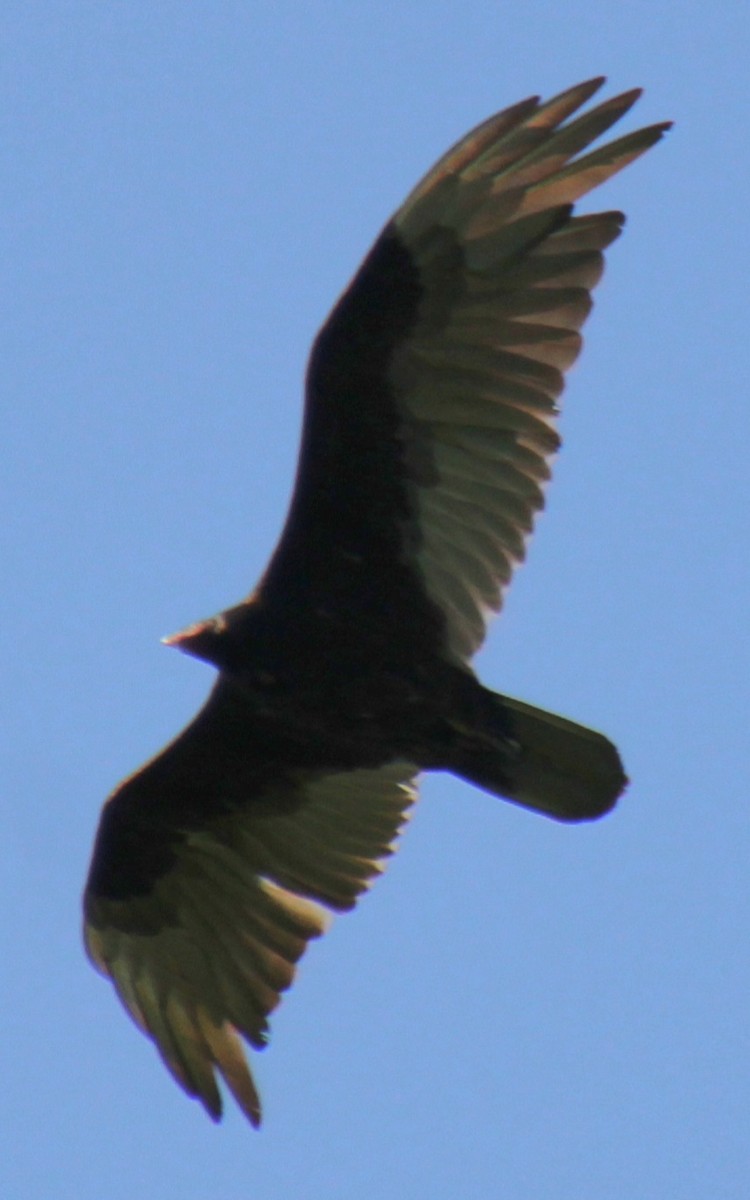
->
[[84, 688, 417, 1124], [259, 80, 669, 663]]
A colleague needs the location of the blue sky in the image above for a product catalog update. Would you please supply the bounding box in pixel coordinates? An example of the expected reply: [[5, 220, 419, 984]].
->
[[4, 3, 749, 1197]]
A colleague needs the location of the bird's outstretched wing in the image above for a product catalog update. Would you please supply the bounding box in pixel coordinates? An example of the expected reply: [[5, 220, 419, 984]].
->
[[260, 77, 669, 661], [85, 683, 417, 1124]]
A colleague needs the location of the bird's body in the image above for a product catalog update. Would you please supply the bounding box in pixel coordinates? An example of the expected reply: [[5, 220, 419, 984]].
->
[[84, 79, 668, 1125]]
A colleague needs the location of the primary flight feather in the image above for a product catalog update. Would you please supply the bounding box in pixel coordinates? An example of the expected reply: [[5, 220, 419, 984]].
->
[[84, 78, 669, 1126]]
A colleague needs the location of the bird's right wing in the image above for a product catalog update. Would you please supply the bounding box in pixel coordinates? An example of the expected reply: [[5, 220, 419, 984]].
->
[[84, 688, 417, 1124]]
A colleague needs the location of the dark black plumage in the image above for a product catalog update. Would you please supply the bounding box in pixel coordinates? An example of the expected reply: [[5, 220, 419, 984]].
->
[[84, 79, 669, 1125]]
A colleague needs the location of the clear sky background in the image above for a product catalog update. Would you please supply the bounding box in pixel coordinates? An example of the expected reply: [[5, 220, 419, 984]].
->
[[4, 4, 749, 1198]]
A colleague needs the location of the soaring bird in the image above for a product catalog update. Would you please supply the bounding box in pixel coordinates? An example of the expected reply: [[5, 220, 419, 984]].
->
[[84, 78, 668, 1126]]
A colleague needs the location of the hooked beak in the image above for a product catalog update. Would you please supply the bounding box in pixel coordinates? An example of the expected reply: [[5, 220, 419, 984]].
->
[[161, 620, 210, 653], [161, 617, 228, 667]]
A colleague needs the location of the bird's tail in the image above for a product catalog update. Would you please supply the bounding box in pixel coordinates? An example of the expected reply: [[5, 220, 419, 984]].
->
[[446, 687, 626, 822]]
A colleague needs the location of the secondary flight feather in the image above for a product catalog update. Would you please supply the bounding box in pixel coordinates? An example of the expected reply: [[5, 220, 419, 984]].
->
[[84, 78, 669, 1125]]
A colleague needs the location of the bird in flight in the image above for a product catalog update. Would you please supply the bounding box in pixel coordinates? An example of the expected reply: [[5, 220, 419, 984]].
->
[[84, 78, 669, 1126]]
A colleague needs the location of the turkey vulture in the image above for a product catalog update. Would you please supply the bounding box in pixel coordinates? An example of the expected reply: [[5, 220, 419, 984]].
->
[[84, 78, 668, 1126]]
